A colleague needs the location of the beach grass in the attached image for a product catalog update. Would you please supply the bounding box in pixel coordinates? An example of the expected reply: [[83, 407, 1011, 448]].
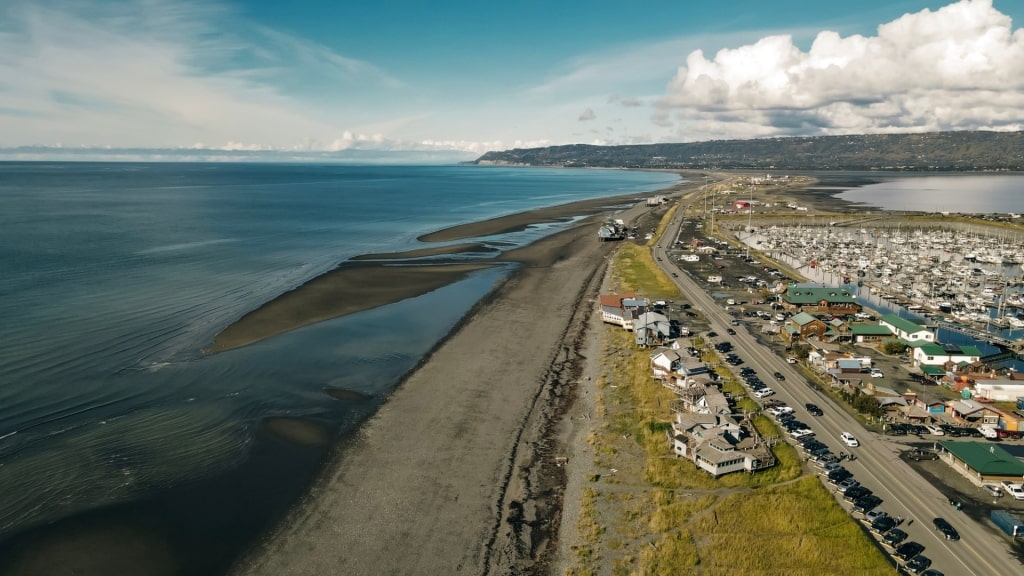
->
[[567, 207, 889, 575]]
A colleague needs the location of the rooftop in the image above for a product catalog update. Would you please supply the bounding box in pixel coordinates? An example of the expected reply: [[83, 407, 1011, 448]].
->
[[880, 313, 929, 335], [939, 441, 1024, 476]]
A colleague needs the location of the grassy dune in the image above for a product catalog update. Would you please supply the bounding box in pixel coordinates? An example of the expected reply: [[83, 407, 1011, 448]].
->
[[566, 212, 890, 575]]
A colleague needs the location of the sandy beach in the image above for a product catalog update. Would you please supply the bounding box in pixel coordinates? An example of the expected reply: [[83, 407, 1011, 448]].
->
[[230, 179, 695, 575]]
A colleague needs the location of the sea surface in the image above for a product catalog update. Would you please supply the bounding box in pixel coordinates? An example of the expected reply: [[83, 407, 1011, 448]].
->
[[0, 163, 680, 574], [836, 173, 1024, 213]]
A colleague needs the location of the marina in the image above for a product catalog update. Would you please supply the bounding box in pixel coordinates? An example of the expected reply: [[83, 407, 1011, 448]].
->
[[737, 221, 1024, 356]]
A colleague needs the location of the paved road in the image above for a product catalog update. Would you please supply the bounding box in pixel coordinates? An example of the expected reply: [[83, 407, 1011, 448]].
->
[[652, 209, 1022, 575]]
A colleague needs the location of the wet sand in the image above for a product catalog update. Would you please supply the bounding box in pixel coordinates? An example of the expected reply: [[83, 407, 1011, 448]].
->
[[207, 191, 655, 354], [231, 178, 697, 575]]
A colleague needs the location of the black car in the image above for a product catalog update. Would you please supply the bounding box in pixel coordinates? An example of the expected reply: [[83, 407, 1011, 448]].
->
[[852, 494, 883, 513], [894, 541, 925, 561], [773, 371, 785, 380], [905, 555, 932, 574], [827, 469, 852, 484], [805, 403, 823, 416], [870, 515, 897, 534], [883, 528, 908, 547], [932, 517, 960, 540], [726, 328, 736, 335], [706, 331, 717, 338], [843, 486, 872, 501]]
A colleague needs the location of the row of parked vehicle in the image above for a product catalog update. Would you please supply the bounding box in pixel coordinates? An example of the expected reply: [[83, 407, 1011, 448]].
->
[[763, 402, 949, 575]]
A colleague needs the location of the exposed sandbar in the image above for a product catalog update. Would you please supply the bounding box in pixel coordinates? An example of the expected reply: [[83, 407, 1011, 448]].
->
[[206, 262, 495, 353], [349, 242, 497, 261], [208, 190, 660, 353]]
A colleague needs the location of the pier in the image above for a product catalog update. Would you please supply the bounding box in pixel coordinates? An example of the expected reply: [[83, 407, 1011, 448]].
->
[[930, 319, 1024, 355]]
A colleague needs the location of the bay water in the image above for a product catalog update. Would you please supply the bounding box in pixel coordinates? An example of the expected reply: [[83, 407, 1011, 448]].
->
[[0, 163, 679, 573]]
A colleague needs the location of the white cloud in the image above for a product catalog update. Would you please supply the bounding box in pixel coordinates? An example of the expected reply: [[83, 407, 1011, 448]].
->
[[0, 0, 413, 150], [656, 0, 1024, 140]]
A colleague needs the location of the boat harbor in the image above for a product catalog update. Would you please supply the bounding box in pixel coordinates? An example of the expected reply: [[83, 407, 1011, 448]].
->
[[737, 222, 1024, 354]]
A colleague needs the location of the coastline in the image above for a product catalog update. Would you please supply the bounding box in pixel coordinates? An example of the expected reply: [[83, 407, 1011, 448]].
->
[[207, 190, 667, 354], [231, 177, 698, 575]]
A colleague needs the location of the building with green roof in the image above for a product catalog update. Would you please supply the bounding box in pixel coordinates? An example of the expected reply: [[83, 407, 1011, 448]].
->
[[849, 323, 893, 343], [879, 313, 934, 342], [779, 285, 861, 316], [782, 311, 827, 342], [939, 441, 1024, 482], [910, 342, 982, 368]]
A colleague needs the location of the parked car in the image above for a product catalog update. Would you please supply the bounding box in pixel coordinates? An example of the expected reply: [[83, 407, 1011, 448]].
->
[[863, 508, 887, 524], [882, 528, 908, 547], [754, 387, 775, 398], [852, 494, 883, 513], [843, 486, 872, 502], [907, 448, 938, 461], [919, 570, 944, 576], [981, 483, 1003, 498], [1001, 481, 1024, 500], [925, 424, 945, 436], [932, 517, 959, 540], [786, 356, 798, 364], [840, 432, 859, 447], [835, 478, 860, 494], [905, 555, 932, 574], [870, 515, 897, 535], [894, 541, 925, 561]]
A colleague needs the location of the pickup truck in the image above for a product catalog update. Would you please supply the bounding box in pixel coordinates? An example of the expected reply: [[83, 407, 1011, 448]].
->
[[1001, 481, 1024, 500]]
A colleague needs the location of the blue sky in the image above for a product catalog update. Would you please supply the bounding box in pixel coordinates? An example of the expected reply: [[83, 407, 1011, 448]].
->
[[1, 0, 1023, 160]]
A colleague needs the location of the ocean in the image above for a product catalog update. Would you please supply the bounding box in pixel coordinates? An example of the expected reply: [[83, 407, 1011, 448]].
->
[[836, 173, 1024, 212], [0, 163, 680, 574]]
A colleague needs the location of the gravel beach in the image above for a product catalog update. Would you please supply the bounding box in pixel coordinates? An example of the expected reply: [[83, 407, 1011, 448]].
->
[[231, 179, 697, 575]]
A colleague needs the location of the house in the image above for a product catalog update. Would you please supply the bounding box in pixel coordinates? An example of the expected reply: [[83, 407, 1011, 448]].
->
[[634, 311, 671, 347], [946, 399, 1001, 426], [650, 348, 682, 380], [667, 380, 730, 415], [782, 311, 827, 342], [908, 342, 982, 368], [849, 323, 893, 343], [669, 413, 776, 477], [778, 285, 861, 316], [599, 292, 648, 329], [866, 384, 908, 411], [879, 313, 934, 343]]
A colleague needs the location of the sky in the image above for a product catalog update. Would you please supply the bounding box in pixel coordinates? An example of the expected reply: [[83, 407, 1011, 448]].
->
[[1, 0, 1023, 161]]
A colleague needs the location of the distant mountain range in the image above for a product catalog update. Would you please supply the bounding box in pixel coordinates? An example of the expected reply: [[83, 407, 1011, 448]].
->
[[470, 131, 1024, 171]]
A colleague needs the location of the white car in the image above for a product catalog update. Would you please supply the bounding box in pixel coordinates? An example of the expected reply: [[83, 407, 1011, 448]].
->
[[786, 357, 798, 364], [925, 424, 945, 436], [1001, 481, 1024, 500], [870, 369, 884, 378], [754, 387, 775, 398], [840, 432, 860, 447]]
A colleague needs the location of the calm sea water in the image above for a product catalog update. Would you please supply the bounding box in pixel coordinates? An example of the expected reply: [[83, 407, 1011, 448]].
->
[[0, 163, 679, 574], [837, 173, 1024, 212]]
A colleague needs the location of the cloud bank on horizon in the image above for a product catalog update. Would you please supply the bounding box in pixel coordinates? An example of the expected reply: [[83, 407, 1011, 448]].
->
[[1, 0, 1022, 159]]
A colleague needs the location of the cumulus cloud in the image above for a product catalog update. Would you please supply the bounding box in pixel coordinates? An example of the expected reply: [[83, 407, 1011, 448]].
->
[[578, 108, 596, 121], [656, 0, 1024, 139]]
